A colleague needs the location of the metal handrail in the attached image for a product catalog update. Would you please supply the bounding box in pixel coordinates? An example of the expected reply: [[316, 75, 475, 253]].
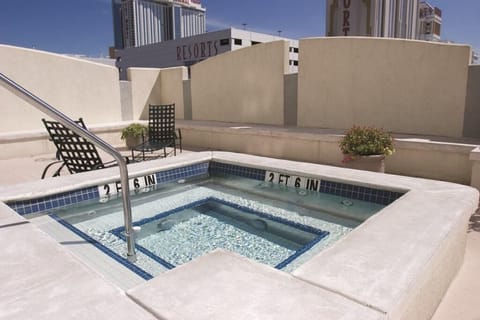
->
[[0, 72, 136, 261]]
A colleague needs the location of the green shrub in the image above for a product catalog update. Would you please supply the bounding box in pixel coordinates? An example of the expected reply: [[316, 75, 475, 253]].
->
[[339, 126, 395, 159], [121, 123, 147, 140]]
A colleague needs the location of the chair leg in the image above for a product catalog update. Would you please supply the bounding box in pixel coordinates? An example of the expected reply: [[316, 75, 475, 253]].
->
[[41, 161, 65, 179], [177, 129, 182, 153]]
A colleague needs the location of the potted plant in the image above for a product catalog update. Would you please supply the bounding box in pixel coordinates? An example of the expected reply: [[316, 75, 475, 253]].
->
[[339, 126, 395, 172], [121, 123, 147, 148]]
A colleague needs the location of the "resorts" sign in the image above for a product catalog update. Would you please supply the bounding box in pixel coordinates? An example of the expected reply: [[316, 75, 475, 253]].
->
[[176, 40, 219, 61]]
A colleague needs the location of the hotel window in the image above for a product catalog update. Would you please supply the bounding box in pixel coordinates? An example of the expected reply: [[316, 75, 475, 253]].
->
[[433, 22, 441, 36], [424, 22, 432, 34], [220, 38, 229, 46], [290, 47, 299, 53], [234, 38, 242, 45], [289, 60, 298, 66]]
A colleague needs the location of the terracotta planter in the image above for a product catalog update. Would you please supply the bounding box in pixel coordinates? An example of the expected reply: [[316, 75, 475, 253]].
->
[[124, 136, 143, 149], [343, 155, 385, 173]]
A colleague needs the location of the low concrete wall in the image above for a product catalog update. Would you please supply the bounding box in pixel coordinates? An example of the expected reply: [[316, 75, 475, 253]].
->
[[469, 147, 480, 190], [388, 139, 474, 185], [0, 122, 134, 160], [297, 38, 471, 138], [190, 41, 289, 125], [0, 45, 122, 132], [1, 119, 479, 189], [128, 67, 187, 120], [178, 121, 478, 186]]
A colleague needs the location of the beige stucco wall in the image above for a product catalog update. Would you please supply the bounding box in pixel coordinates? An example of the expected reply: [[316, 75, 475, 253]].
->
[[190, 40, 289, 125], [0, 45, 122, 132], [463, 65, 480, 138], [297, 38, 471, 137], [128, 66, 187, 120], [284, 73, 298, 126], [159, 67, 188, 120]]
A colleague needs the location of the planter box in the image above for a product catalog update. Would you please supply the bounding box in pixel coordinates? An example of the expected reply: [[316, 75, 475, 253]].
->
[[125, 136, 143, 149], [343, 155, 385, 173]]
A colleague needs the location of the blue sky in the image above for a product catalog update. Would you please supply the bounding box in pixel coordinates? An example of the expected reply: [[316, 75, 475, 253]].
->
[[0, 0, 478, 56]]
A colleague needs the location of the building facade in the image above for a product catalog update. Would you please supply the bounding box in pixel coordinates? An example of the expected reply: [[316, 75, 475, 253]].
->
[[417, 1, 442, 41], [112, 0, 206, 49], [326, 0, 420, 39], [115, 28, 299, 79]]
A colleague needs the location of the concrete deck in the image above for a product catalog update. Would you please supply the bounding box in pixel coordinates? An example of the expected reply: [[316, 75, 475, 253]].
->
[[0, 150, 478, 319], [128, 249, 384, 320], [0, 207, 157, 320]]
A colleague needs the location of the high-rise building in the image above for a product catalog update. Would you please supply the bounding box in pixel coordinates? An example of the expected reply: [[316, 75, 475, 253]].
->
[[417, 1, 442, 41], [112, 0, 206, 50], [326, 0, 420, 39], [115, 28, 299, 79]]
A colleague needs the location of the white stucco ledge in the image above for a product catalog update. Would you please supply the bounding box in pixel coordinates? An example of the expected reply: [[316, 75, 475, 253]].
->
[[0, 201, 27, 226], [0, 121, 139, 144], [1, 151, 478, 320], [469, 146, 480, 161], [211, 152, 479, 320], [0, 152, 213, 202], [127, 249, 384, 320], [0, 219, 157, 320], [469, 147, 480, 190]]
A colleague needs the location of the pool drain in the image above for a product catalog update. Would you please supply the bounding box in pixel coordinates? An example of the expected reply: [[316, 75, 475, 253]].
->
[[298, 190, 308, 196]]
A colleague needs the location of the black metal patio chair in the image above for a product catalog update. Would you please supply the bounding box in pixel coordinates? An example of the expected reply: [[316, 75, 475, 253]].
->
[[131, 103, 182, 161], [41, 118, 118, 179]]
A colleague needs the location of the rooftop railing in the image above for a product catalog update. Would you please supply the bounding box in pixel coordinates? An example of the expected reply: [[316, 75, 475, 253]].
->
[[0, 72, 137, 261]]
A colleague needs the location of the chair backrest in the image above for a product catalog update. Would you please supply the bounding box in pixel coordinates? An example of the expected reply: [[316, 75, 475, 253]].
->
[[42, 118, 104, 174], [148, 103, 176, 143]]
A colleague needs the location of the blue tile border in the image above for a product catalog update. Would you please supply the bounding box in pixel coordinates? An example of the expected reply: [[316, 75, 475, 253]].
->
[[8, 187, 99, 216], [4, 160, 406, 280], [209, 161, 265, 181], [208, 162, 404, 206], [49, 213, 153, 280], [319, 180, 404, 205], [112, 196, 330, 271], [7, 161, 405, 216], [7, 162, 210, 216], [156, 162, 209, 184], [110, 199, 209, 271], [45, 196, 330, 280]]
